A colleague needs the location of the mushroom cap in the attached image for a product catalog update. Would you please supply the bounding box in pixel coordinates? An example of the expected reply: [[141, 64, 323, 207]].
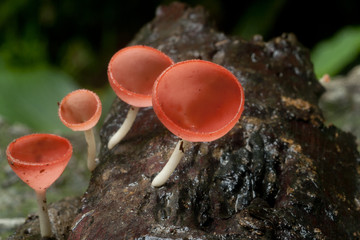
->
[[108, 45, 174, 107], [6, 133, 73, 191], [58, 89, 102, 131], [152, 60, 245, 142]]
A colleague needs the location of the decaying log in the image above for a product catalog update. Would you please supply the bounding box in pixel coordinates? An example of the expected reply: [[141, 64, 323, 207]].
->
[[10, 2, 360, 239]]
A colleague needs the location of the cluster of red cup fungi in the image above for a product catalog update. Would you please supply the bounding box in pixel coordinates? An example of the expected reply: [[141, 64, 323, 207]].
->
[[6, 45, 244, 238], [6, 89, 103, 238], [106, 46, 244, 187]]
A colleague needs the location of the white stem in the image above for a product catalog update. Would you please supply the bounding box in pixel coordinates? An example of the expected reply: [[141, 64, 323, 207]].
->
[[84, 128, 97, 171], [108, 106, 139, 149], [152, 139, 190, 187], [35, 189, 52, 238]]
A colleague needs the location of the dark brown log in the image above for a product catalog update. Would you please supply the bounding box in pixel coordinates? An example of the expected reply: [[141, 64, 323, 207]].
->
[[71, 2, 360, 239]]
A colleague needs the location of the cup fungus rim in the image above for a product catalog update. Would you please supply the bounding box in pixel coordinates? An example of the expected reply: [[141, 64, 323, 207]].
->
[[152, 59, 245, 142], [107, 45, 174, 107], [6, 133, 73, 167]]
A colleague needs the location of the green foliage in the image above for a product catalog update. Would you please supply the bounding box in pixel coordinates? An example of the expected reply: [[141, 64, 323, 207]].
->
[[232, 0, 285, 39], [0, 0, 47, 67], [311, 26, 360, 78], [0, 26, 48, 67], [0, 0, 28, 28], [0, 61, 79, 133]]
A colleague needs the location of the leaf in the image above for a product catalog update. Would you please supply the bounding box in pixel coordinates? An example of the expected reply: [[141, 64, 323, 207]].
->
[[0, 64, 79, 133], [311, 26, 360, 78]]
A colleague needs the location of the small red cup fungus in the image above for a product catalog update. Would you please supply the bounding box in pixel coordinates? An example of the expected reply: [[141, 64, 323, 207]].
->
[[107, 45, 173, 149], [58, 89, 102, 171], [151, 60, 245, 187], [6, 133, 73, 238]]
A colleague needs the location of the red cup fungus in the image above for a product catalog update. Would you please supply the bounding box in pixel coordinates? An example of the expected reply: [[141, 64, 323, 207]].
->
[[58, 89, 102, 171], [107, 45, 173, 149], [6, 133, 73, 238], [151, 60, 245, 187]]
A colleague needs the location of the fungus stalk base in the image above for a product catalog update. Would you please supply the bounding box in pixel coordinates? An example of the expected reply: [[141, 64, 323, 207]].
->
[[35, 189, 52, 238], [108, 106, 139, 149], [84, 128, 97, 171], [152, 139, 190, 187]]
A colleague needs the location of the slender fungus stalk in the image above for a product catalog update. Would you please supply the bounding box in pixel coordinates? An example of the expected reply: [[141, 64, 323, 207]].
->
[[36, 189, 51, 237], [58, 89, 102, 171], [152, 139, 190, 187], [107, 106, 139, 149], [107, 45, 173, 149], [6, 134, 73, 238], [151, 60, 245, 187], [84, 128, 97, 171]]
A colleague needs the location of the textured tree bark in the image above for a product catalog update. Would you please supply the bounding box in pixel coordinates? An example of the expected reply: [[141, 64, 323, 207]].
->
[[68, 3, 360, 239], [10, 2, 360, 239]]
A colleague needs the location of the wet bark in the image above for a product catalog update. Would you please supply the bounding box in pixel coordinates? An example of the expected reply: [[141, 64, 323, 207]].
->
[[10, 2, 360, 239]]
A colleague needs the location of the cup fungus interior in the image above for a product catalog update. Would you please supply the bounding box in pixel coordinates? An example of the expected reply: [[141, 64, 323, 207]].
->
[[6, 134, 73, 191], [59, 89, 101, 131], [153, 60, 245, 142], [108, 45, 173, 107]]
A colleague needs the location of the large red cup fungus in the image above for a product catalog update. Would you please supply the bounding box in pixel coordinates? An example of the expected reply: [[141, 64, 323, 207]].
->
[[58, 89, 102, 171], [151, 60, 245, 187], [107, 45, 173, 149], [6, 133, 72, 238]]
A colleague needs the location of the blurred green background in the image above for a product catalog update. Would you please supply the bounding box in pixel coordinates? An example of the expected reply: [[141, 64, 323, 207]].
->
[[0, 0, 359, 238]]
